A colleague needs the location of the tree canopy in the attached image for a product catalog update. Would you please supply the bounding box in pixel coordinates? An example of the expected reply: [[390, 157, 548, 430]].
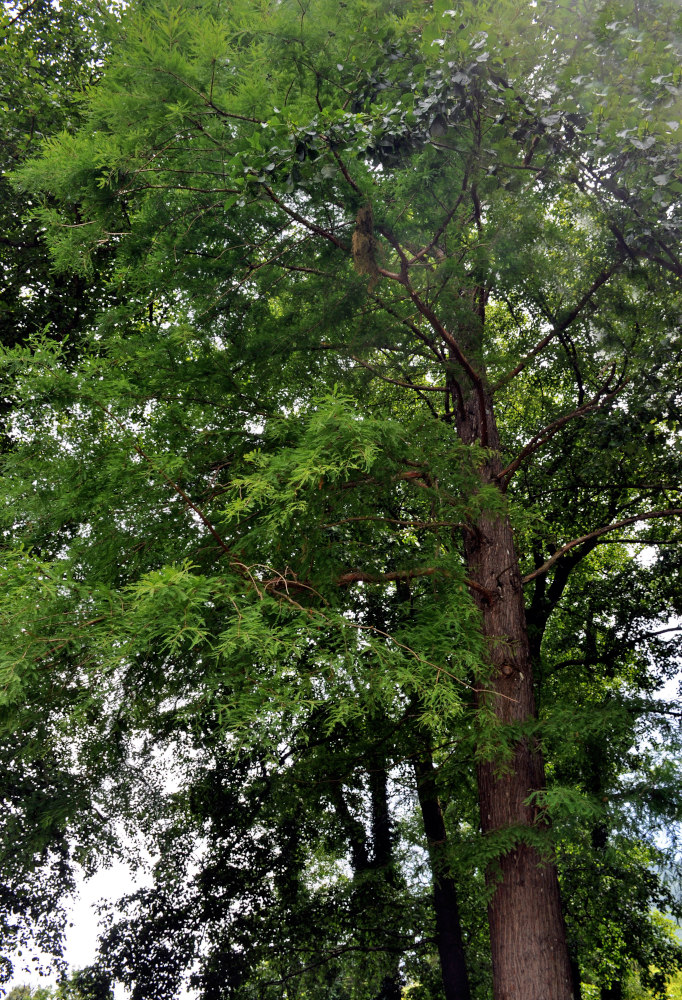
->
[[1, 1, 682, 998]]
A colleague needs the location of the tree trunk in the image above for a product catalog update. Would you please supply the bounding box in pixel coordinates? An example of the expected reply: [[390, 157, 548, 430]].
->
[[329, 730, 405, 1000], [570, 959, 583, 1000], [413, 748, 472, 1000], [369, 748, 393, 872], [367, 750, 404, 1000], [457, 387, 574, 1000]]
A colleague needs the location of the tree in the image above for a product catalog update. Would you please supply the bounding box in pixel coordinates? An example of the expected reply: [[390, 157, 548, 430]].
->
[[6, 987, 54, 1000], [3, 1, 682, 998], [5, 968, 112, 1000], [0, 0, 113, 355]]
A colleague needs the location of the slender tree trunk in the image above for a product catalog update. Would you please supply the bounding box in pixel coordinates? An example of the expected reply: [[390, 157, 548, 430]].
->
[[457, 387, 574, 1000], [413, 747, 472, 1000], [570, 959, 583, 1000], [331, 730, 404, 1000], [368, 750, 393, 872], [367, 743, 405, 1000]]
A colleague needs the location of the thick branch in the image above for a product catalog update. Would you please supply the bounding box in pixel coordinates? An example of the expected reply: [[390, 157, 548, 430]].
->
[[493, 264, 622, 391], [522, 509, 682, 584], [496, 379, 625, 488], [406, 289, 484, 387], [318, 567, 498, 608], [406, 287, 489, 444]]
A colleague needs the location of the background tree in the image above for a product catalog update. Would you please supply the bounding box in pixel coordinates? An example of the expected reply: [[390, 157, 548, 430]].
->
[[0, 1, 122, 984], [5, 968, 112, 1000]]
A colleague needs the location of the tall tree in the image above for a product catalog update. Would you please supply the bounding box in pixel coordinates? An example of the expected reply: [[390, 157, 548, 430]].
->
[[3, 1, 682, 998]]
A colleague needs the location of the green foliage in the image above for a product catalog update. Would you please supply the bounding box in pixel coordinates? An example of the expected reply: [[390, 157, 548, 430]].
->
[[5, 967, 112, 1000], [6, 988, 55, 1000], [2, 0, 682, 997]]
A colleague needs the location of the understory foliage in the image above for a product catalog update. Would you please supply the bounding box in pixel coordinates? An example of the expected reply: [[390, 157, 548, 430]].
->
[[1, 0, 682, 998]]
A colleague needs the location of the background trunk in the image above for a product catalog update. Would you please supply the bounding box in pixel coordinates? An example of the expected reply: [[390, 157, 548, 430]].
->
[[413, 747, 472, 1000]]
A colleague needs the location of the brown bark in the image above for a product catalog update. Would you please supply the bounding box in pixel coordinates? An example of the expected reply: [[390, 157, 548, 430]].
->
[[413, 749, 472, 1000], [457, 388, 575, 1000]]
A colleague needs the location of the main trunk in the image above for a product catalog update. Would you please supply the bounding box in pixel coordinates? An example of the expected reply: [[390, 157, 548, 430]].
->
[[457, 388, 574, 1000]]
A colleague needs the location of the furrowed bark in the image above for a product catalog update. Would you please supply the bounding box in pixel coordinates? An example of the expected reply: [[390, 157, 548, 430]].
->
[[457, 388, 574, 1000]]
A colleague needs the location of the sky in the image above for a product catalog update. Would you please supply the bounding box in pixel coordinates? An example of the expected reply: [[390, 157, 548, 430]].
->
[[6, 862, 142, 1000], [5, 856, 199, 1000]]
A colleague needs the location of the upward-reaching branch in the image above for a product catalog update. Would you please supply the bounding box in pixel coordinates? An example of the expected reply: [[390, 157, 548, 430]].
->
[[406, 171, 470, 266], [522, 509, 682, 584], [496, 377, 626, 489], [493, 263, 624, 391], [262, 185, 349, 251]]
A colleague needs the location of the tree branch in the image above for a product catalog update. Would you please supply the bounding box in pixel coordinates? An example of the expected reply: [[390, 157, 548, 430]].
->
[[406, 169, 470, 265], [6, 0, 40, 23], [367, 293, 444, 361], [262, 185, 349, 250], [350, 355, 447, 393], [493, 263, 622, 391], [496, 378, 626, 488], [337, 567, 441, 586], [522, 509, 682, 584], [404, 286, 489, 443]]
